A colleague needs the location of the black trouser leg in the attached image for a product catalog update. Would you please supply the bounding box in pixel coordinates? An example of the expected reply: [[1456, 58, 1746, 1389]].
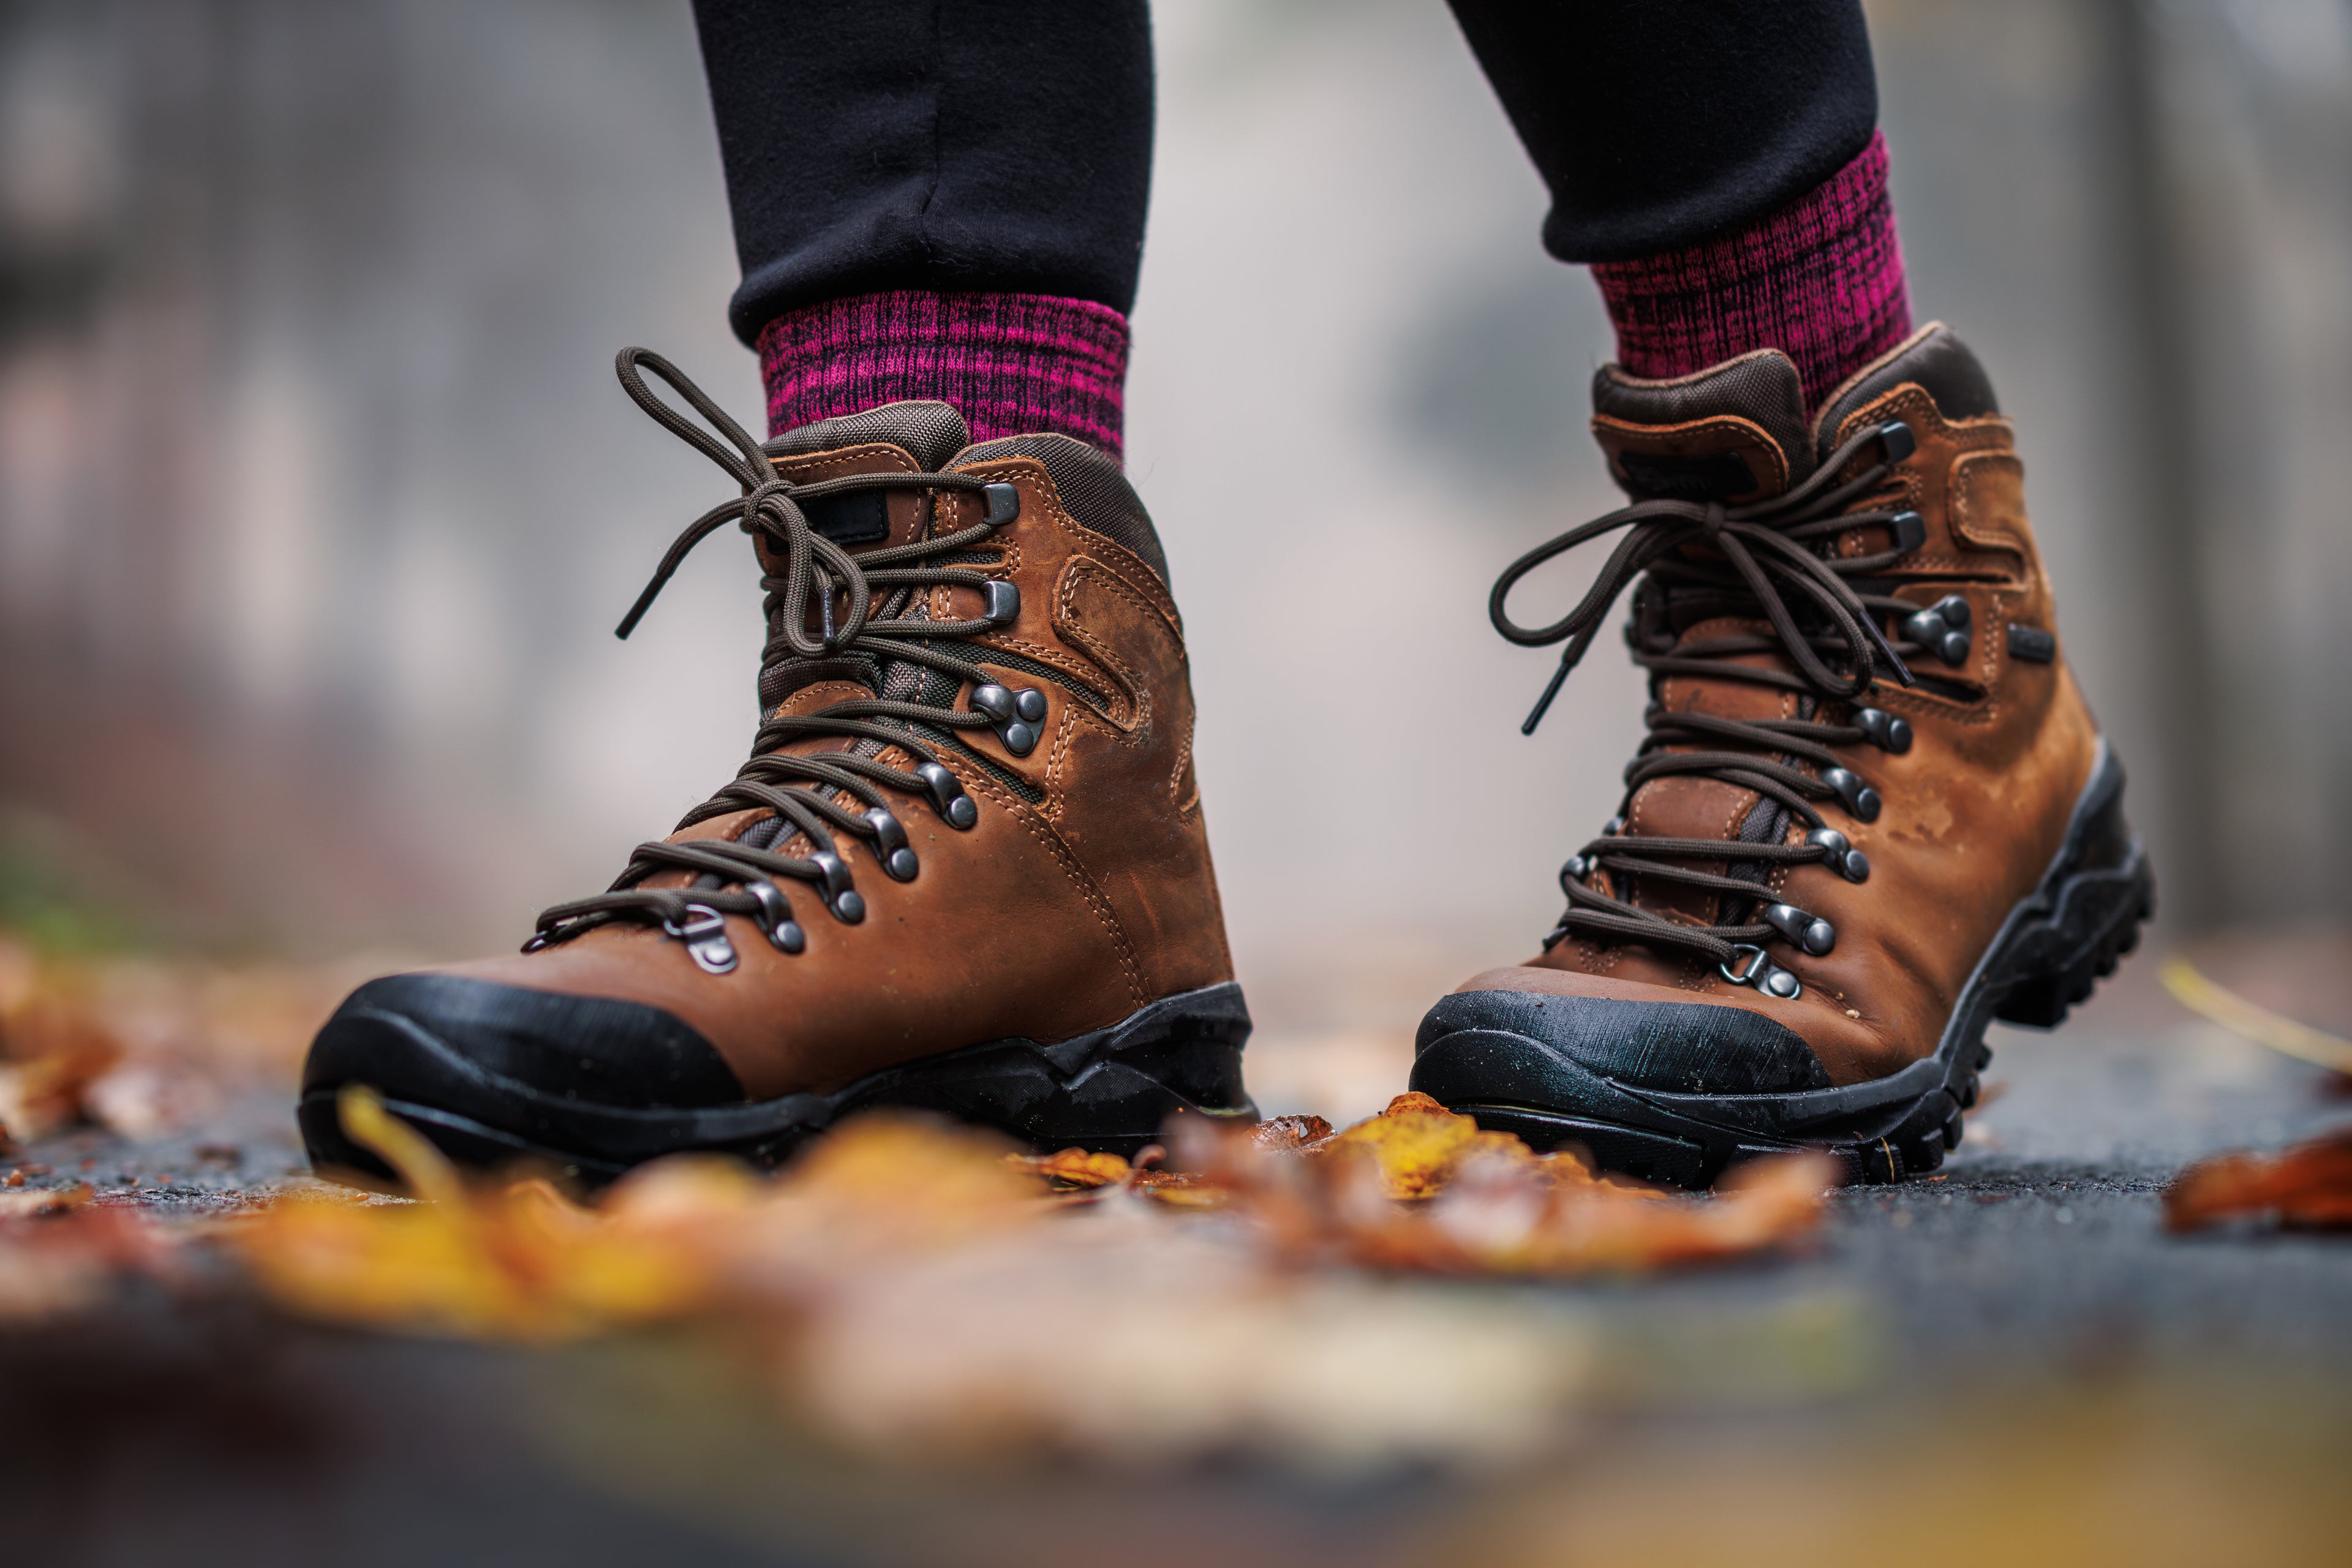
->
[[1442, 0, 1880, 261], [690, 0, 1154, 346], [692, 1, 1875, 345]]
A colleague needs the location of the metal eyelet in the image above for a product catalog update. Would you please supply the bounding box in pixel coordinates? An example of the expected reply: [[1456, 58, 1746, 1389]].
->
[[1560, 854, 1591, 890], [1807, 827, 1871, 883], [1762, 902, 1837, 956], [1875, 421, 1916, 465], [742, 881, 806, 954], [1901, 592, 1973, 667], [807, 850, 865, 924], [971, 682, 1015, 722], [1854, 707, 1913, 753], [1604, 815, 1628, 837], [865, 809, 919, 881], [1821, 766, 1882, 822], [981, 580, 1020, 627], [662, 903, 739, 974], [914, 761, 979, 829], [1887, 509, 1927, 553], [970, 682, 1043, 756], [982, 482, 1020, 525], [1721, 943, 1803, 1000]]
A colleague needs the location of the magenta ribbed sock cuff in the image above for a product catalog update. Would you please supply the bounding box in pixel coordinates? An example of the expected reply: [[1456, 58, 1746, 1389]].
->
[[756, 290, 1130, 458], [1591, 132, 1912, 412]]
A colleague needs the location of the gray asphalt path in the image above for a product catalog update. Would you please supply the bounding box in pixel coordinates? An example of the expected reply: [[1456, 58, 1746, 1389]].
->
[[8, 977, 2351, 1565]]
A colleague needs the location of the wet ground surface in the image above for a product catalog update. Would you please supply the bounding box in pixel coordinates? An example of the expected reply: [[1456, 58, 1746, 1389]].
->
[[9, 979, 2352, 1566]]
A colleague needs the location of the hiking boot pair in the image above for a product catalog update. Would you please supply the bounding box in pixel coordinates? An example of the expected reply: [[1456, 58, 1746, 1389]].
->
[[302, 326, 2152, 1189]]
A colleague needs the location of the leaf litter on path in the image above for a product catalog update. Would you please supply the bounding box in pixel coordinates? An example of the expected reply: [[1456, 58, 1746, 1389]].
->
[[2158, 956, 2352, 1233], [0, 924, 1842, 1465], [2166, 1128, 2352, 1232], [209, 1087, 1834, 1463]]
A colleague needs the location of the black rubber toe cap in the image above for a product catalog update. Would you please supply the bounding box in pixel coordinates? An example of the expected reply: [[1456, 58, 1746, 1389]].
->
[[303, 974, 745, 1110], [1414, 989, 1833, 1099]]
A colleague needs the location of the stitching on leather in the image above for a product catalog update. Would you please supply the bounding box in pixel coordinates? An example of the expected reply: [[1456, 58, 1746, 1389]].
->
[[1039, 697, 1076, 823], [1591, 413, 1792, 496], [962, 766, 1148, 1008], [1055, 559, 1157, 736], [1948, 449, 2030, 560], [986, 633, 1122, 720], [1169, 720, 1200, 818], [959, 456, 1183, 633]]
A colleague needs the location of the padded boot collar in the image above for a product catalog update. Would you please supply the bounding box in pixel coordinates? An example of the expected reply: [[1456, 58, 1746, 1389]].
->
[[1590, 349, 1813, 503]]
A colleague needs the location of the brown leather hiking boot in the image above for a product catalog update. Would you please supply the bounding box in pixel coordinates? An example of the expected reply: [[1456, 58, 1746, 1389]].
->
[[1411, 324, 2153, 1188], [301, 351, 1253, 1180]]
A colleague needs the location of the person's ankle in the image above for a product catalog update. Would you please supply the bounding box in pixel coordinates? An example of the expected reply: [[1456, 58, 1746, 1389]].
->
[[756, 289, 1130, 458], [1590, 131, 1910, 415]]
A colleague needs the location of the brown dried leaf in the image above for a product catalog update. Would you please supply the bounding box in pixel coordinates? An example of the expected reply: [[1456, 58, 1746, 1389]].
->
[[1128, 1169, 1229, 1208], [1341, 1145, 1835, 1276], [2165, 1126, 2352, 1231], [0, 1188, 181, 1321], [1251, 1114, 1334, 1152], [0, 1041, 121, 1142]]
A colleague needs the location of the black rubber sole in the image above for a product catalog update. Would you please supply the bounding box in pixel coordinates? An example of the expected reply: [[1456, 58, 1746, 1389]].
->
[[1411, 742, 2152, 1189], [300, 981, 1257, 1186]]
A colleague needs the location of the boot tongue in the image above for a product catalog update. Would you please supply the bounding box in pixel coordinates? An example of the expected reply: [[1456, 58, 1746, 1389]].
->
[[1589, 349, 1812, 505], [1581, 353, 1816, 940], [758, 400, 970, 556], [751, 401, 971, 720], [763, 399, 970, 470]]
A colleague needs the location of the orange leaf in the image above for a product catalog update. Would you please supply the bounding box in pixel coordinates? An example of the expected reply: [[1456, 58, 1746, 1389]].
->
[[2165, 1127, 2352, 1232]]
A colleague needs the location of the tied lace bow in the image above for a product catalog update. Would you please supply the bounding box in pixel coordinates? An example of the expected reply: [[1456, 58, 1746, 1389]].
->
[[1489, 420, 1943, 996]]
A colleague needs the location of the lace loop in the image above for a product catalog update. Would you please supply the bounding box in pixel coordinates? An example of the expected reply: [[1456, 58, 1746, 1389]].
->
[[1494, 421, 1918, 735]]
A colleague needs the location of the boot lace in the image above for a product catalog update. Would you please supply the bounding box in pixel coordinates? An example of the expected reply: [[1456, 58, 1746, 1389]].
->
[[1491, 418, 1966, 1000], [524, 349, 1043, 973]]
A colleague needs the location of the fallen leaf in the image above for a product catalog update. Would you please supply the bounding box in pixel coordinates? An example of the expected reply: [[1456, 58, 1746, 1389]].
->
[[0, 952, 123, 1140], [2165, 1126, 2352, 1232], [1010, 1147, 1131, 1189], [204, 1058, 1834, 1463], [2162, 955, 2352, 1076], [1324, 1091, 1532, 1199], [0, 1186, 179, 1322], [1251, 1114, 1334, 1152], [83, 1059, 224, 1141], [230, 1087, 723, 1340]]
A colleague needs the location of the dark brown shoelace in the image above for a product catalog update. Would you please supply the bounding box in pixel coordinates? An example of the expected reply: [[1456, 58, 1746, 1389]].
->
[[525, 349, 1035, 973], [1491, 419, 1976, 999]]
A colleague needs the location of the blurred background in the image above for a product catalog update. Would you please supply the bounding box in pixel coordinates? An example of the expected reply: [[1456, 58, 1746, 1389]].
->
[[1, 0, 2347, 1088]]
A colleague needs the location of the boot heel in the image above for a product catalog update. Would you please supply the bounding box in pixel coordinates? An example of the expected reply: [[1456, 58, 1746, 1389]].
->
[[1988, 763, 2155, 1030], [827, 982, 1259, 1161]]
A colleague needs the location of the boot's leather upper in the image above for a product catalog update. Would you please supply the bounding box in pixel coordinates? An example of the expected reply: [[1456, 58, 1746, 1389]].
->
[[431, 370, 1233, 1101], [1469, 323, 2100, 1087]]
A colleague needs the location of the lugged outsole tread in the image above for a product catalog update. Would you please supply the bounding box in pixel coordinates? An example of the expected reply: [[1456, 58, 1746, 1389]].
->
[[301, 980, 1257, 1186]]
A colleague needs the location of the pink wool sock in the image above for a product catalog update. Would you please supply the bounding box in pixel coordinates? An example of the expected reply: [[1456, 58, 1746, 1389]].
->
[[1591, 132, 1911, 413], [756, 289, 1129, 458]]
